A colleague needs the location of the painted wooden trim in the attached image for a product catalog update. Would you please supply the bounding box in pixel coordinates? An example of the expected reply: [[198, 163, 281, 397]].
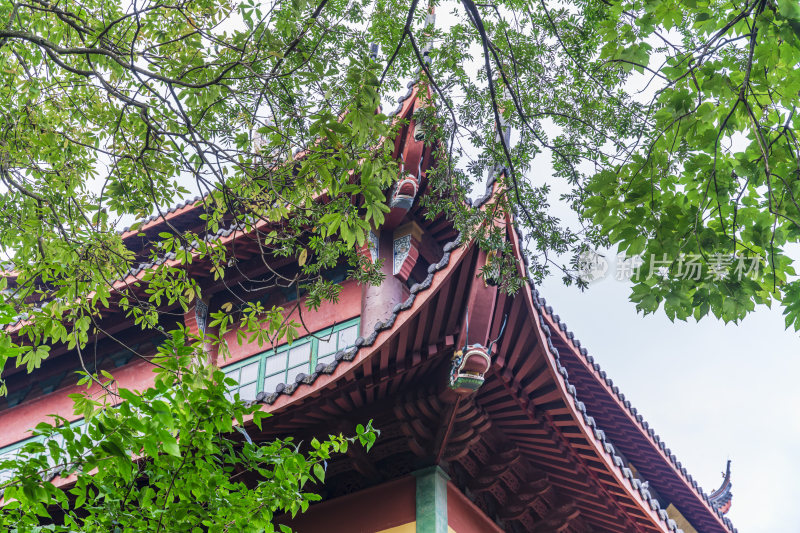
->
[[446, 482, 504, 533], [221, 317, 360, 401]]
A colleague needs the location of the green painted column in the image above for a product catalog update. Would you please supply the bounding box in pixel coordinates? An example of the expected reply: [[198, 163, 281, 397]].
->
[[414, 466, 449, 533]]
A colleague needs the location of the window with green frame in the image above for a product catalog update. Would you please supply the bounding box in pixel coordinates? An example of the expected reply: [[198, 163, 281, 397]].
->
[[222, 317, 360, 401], [0, 419, 86, 483]]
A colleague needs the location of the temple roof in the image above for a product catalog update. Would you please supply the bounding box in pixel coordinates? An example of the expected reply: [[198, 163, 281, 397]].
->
[[2, 73, 739, 532], [534, 287, 737, 532], [100, 166, 740, 532], [230, 168, 734, 532], [709, 460, 733, 515]]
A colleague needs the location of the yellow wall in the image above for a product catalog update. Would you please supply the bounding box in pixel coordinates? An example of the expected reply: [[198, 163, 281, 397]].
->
[[666, 504, 699, 533], [376, 523, 456, 533], [627, 464, 699, 533], [376, 523, 416, 533]]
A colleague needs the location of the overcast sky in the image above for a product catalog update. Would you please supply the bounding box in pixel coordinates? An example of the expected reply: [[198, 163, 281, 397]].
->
[[538, 273, 800, 533]]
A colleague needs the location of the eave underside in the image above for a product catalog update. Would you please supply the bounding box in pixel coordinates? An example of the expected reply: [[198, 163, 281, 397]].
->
[[544, 312, 734, 533], [247, 245, 671, 533]]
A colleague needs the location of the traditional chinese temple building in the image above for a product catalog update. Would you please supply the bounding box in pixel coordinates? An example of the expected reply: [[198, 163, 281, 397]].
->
[[0, 77, 738, 532]]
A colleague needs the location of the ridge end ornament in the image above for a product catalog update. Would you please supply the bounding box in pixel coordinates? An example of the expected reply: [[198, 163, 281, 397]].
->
[[449, 310, 508, 394]]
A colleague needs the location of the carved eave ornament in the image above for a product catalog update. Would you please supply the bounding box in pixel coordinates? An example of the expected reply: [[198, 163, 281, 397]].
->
[[393, 222, 424, 281]]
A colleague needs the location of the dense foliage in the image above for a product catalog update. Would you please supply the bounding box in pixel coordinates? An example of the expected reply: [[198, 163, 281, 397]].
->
[[0, 329, 377, 532], [587, 0, 800, 328], [0, 0, 799, 528]]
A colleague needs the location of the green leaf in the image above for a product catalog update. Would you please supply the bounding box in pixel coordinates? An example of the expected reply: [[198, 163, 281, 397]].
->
[[162, 435, 181, 458], [313, 463, 325, 482]]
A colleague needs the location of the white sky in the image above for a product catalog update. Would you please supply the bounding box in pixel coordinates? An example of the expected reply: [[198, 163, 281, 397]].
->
[[526, 129, 799, 531]]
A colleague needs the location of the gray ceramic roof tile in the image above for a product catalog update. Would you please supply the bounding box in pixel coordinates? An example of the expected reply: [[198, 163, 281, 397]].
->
[[532, 284, 737, 532]]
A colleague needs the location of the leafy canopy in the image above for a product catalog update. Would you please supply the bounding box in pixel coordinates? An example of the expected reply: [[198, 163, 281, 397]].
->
[[586, 0, 800, 328], [0, 0, 800, 528], [0, 329, 378, 532]]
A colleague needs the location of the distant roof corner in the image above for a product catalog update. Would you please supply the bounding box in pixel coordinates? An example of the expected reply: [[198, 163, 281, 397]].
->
[[709, 460, 733, 515]]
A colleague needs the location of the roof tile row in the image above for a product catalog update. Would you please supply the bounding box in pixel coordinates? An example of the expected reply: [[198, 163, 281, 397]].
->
[[533, 291, 737, 532], [251, 236, 461, 407]]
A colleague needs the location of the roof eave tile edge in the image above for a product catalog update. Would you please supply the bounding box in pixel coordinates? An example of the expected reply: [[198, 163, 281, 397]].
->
[[118, 75, 425, 243], [387, 52, 433, 119], [119, 195, 205, 237], [249, 234, 463, 409], [525, 295, 684, 533], [483, 183, 686, 533], [534, 309, 686, 532], [508, 212, 736, 533], [533, 293, 737, 533]]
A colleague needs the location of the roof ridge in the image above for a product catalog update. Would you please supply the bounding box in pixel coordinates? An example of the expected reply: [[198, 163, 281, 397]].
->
[[118, 195, 206, 235]]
